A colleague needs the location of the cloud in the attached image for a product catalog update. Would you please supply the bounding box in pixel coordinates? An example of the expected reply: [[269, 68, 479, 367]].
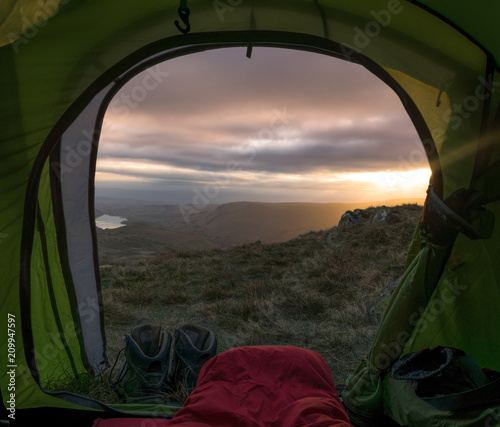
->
[[98, 47, 429, 202], [110, 48, 400, 115]]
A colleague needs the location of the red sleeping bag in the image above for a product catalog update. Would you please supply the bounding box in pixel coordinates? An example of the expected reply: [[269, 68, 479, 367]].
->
[[93, 345, 352, 426]]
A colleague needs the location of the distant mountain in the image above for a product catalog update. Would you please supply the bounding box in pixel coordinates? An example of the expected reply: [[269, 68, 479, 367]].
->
[[95, 197, 161, 207], [96, 198, 424, 263], [190, 199, 424, 246], [95, 198, 218, 227], [95, 197, 164, 219]]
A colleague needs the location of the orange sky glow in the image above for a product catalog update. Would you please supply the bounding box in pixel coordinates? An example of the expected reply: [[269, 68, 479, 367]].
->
[[97, 47, 431, 204]]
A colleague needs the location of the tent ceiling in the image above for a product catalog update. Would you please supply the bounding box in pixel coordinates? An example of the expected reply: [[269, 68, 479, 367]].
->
[[416, 0, 500, 67], [0, 1, 499, 67]]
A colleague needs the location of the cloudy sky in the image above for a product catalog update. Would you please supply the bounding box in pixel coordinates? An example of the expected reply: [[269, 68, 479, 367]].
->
[[97, 47, 430, 204]]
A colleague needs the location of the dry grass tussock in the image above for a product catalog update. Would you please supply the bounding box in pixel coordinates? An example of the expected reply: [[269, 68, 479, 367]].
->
[[50, 204, 423, 403]]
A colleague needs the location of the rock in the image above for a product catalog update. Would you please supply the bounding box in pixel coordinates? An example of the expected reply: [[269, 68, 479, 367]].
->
[[338, 211, 360, 227], [338, 205, 397, 227], [352, 208, 367, 220], [372, 206, 395, 223]]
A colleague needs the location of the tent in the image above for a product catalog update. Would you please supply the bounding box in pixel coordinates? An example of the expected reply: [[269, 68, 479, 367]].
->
[[1, 0, 499, 425]]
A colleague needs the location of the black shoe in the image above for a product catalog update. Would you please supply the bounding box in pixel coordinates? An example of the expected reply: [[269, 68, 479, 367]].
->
[[114, 323, 172, 403], [169, 324, 217, 393]]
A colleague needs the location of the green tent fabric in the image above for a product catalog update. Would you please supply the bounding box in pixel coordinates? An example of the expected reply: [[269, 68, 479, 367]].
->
[[1, 1, 499, 425]]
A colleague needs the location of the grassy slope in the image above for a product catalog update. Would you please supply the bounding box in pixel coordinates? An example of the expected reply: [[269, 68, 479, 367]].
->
[[87, 203, 422, 403], [97, 223, 217, 264]]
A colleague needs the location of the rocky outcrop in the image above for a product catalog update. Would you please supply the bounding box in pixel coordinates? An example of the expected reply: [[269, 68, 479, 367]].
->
[[372, 206, 396, 223], [338, 211, 361, 226], [338, 205, 396, 227]]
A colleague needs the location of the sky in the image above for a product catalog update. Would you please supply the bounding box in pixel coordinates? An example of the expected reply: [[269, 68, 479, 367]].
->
[[96, 47, 431, 204]]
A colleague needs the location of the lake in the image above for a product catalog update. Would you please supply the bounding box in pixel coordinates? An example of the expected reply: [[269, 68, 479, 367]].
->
[[96, 214, 128, 229]]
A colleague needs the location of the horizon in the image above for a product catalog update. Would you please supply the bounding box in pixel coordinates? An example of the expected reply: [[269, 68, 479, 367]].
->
[[95, 192, 426, 206], [94, 195, 424, 233], [97, 47, 431, 205]]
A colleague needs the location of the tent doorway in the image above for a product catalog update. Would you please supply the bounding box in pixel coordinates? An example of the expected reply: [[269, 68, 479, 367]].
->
[[56, 46, 431, 404]]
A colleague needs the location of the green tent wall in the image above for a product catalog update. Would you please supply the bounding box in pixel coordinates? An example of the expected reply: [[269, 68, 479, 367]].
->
[[1, 1, 499, 425]]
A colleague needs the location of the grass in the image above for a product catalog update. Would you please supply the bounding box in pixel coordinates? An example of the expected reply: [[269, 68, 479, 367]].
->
[[46, 203, 422, 404]]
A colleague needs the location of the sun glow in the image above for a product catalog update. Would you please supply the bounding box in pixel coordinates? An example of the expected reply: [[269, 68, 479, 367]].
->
[[335, 168, 431, 192]]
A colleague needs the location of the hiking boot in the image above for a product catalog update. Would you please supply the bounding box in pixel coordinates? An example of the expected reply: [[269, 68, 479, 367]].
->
[[114, 323, 172, 403], [169, 324, 217, 393]]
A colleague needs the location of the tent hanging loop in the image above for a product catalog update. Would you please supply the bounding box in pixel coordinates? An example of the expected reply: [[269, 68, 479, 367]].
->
[[174, 3, 191, 34], [246, 43, 253, 58]]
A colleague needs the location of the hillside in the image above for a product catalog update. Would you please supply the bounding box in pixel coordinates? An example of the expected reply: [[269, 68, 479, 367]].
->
[[97, 223, 216, 264], [95, 199, 218, 228], [96, 198, 424, 262], [57, 203, 423, 403], [191, 199, 424, 246]]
